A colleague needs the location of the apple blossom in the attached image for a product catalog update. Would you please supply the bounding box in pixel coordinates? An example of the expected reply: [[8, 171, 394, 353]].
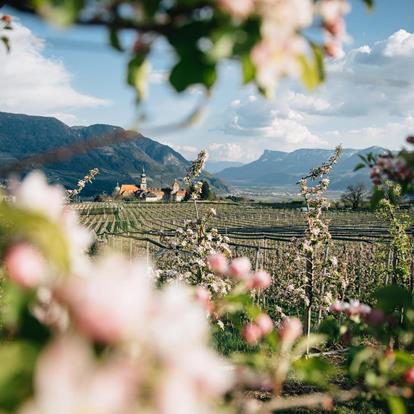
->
[[59, 255, 152, 343], [207, 253, 229, 275], [31, 335, 138, 414], [5, 242, 46, 288], [228, 257, 251, 279], [255, 313, 274, 335], [243, 323, 262, 344], [247, 269, 272, 290], [279, 317, 303, 345]]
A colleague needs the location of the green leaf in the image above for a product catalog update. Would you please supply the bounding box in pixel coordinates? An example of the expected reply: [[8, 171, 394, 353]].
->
[[0, 203, 70, 272], [374, 285, 412, 313], [387, 396, 407, 414], [293, 357, 334, 387], [362, 0, 375, 10], [298, 45, 325, 90], [109, 28, 123, 52], [370, 187, 386, 210], [292, 334, 326, 358], [354, 162, 367, 172], [0, 341, 39, 411], [1, 36, 10, 52], [241, 54, 255, 84], [208, 32, 234, 62], [33, 0, 84, 26], [127, 54, 150, 101], [349, 347, 375, 378], [169, 53, 216, 92], [319, 317, 340, 341]]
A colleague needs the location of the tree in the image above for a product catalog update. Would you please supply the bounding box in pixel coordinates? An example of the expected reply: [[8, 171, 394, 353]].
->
[[341, 183, 368, 210], [200, 181, 215, 201]]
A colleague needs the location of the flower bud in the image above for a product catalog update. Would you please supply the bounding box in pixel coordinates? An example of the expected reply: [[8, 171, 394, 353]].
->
[[5, 243, 45, 288], [278, 317, 302, 345], [228, 257, 251, 279], [242, 323, 262, 344], [207, 254, 229, 274], [403, 368, 414, 386], [247, 270, 272, 290], [1, 15, 11, 24], [255, 313, 273, 335]]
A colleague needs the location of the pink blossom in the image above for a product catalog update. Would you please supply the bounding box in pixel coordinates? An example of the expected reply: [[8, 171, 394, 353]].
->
[[278, 317, 302, 345], [12, 171, 65, 221], [243, 323, 262, 344], [318, 0, 351, 25], [217, 0, 254, 19], [60, 255, 152, 343], [329, 300, 345, 313], [194, 286, 214, 314], [5, 243, 46, 288], [178, 348, 233, 397], [255, 313, 273, 335], [150, 284, 209, 360], [34, 335, 138, 414], [345, 300, 371, 317], [228, 257, 251, 279], [247, 270, 272, 290], [207, 253, 229, 274]]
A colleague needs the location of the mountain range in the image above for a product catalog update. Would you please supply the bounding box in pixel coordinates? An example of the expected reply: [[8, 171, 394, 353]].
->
[[216, 147, 389, 190], [0, 112, 230, 197]]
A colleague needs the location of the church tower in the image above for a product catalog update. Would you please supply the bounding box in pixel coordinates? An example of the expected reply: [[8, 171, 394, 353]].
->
[[140, 167, 147, 191]]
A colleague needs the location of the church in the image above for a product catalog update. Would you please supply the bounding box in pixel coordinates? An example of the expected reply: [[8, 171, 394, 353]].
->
[[113, 169, 186, 202]]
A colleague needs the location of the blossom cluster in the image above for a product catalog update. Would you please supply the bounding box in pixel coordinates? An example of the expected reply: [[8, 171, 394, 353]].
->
[[66, 168, 100, 200], [157, 208, 233, 296], [184, 150, 208, 200], [300, 146, 342, 253], [370, 154, 414, 187], [207, 253, 272, 291], [329, 300, 385, 326], [218, 0, 350, 93], [2, 171, 233, 414]]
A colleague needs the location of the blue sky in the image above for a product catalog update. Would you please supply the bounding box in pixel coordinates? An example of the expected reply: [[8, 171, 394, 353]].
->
[[1, 0, 414, 162]]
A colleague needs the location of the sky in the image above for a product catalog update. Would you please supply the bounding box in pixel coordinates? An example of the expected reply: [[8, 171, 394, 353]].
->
[[1, 0, 414, 162]]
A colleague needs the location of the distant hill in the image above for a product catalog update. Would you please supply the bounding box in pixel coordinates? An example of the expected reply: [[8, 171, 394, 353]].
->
[[0, 112, 230, 196], [206, 160, 244, 174], [216, 147, 389, 190]]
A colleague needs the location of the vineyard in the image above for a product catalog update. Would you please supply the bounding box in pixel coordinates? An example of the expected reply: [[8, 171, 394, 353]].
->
[[73, 200, 414, 321]]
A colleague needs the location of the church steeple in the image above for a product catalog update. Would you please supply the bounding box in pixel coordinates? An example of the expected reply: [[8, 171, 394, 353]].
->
[[140, 167, 147, 190]]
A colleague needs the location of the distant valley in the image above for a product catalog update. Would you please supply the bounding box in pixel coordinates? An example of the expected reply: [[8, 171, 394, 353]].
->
[[216, 147, 389, 190], [0, 111, 389, 197]]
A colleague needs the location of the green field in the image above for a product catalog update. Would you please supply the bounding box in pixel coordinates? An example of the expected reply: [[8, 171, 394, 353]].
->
[[73, 200, 412, 321]]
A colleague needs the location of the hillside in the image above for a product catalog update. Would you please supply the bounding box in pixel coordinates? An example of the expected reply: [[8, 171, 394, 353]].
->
[[216, 147, 389, 190], [0, 112, 230, 196]]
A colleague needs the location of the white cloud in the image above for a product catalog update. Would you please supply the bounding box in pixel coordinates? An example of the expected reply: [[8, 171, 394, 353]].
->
[[218, 93, 327, 152], [208, 29, 414, 159], [207, 142, 246, 162], [0, 20, 110, 124]]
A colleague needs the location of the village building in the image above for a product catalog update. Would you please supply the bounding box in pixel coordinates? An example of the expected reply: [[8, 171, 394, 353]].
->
[[114, 169, 186, 202]]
